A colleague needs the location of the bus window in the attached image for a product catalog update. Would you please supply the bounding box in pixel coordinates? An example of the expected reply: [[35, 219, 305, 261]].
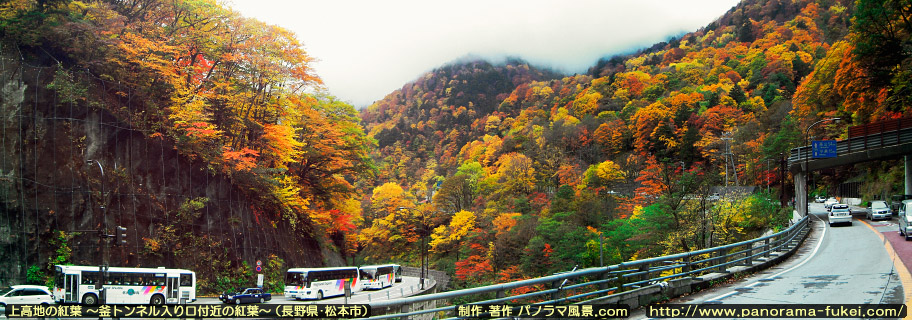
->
[[180, 273, 193, 287], [152, 274, 165, 286], [81, 271, 98, 285]]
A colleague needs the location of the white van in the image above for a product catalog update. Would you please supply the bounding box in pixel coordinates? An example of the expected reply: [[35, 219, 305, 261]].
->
[[898, 200, 912, 240]]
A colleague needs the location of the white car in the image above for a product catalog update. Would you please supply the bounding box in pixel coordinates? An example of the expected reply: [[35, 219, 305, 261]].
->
[[824, 197, 839, 210], [0, 285, 55, 307], [866, 200, 892, 220], [814, 196, 826, 203], [899, 200, 912, 240], [828, 204, 852, 226]]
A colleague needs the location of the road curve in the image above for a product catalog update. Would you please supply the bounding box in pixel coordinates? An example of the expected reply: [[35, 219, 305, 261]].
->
[[632, 202, 906, 319]]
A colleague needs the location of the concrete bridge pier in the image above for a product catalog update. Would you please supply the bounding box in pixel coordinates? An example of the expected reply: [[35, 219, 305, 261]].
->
[[906, 156, 912, 195], [796, 170, 807, 217]]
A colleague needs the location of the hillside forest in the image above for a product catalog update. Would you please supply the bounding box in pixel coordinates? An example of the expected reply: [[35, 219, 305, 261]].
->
[[1, 0, 911, 292]]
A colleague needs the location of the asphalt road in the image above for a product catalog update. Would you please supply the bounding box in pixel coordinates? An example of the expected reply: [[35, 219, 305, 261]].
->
[[632, 202, 906, 319]]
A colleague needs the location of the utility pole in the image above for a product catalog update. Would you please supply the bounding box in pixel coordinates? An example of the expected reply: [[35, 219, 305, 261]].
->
[[766, 158, 772, 193], [779, 153, 786, 207], [397, 206, 427, 290], [804, 118, 841, 217], [87, 160, 108, 305], [680, 161, 686, 194], [721, 132, 738, 186]]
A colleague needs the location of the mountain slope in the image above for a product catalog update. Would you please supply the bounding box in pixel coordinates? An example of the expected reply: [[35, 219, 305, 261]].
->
[[360, 59, 563, 195], [0, 0, 371, 290], [356, 0, 877, 285]]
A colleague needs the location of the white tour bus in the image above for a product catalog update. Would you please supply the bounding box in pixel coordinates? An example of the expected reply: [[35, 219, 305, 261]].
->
[[392, 264, 402, 282], [284, 267, 360, 300], [53, 265, 196, 305], [359, 264, 396, 290]]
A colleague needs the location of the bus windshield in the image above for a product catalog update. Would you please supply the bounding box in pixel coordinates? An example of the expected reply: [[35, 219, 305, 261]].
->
[[360, 268, 377, 279], [285, 271, 306, 286]]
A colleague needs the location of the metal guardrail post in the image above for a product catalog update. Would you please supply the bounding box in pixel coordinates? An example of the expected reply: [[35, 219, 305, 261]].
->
[[683, 255, 694, 279], [638, 264, 649, 286], [400, 304, 410, 320], [744, 243, 753, 266], [783, 228, 792, 250], [615, 270, 627, 292], [551, 280, 562, 300], [772, 232, 781, 252], [789, 224, 799, 248], [793, 223, 801, 248], [715, 250, 726, 272], [791, 221, 803, 249], [764, 238, 770, 258]]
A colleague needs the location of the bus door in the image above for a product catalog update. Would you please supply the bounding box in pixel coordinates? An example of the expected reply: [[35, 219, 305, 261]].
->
[[65, 274, 79, 302], [179, 273, 194, 301], [167, 277, 179, 303]]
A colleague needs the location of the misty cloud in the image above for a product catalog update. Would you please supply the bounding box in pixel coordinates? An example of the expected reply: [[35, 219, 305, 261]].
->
[[227, 0, 739, 108]]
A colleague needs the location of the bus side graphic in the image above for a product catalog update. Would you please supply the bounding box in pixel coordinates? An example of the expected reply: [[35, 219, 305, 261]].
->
[[142, 286, 165, 294], [335, 278, 356, 291]]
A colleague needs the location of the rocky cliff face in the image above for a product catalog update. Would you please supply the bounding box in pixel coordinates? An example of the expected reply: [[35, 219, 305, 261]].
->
[[0, 52, 340, 288]]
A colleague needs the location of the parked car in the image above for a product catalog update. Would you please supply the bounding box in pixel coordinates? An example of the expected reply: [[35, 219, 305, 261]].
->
[[814, 196, 827, 203], [219, 288, 271, 305], [0, 285, 55, 307], [828, 204, 852, 226], [824, 197, 839, 210], [899, 200, 912, 240], [867, 200, 892, 220]]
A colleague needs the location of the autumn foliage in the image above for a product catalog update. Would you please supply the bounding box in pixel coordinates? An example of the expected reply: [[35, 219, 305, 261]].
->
[[6, 0, 910, 294], [355, 0, 907, 290], [3, 0, 373, 261]]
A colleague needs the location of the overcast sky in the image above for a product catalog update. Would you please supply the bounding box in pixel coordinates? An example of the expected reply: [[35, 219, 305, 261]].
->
[[226, 0, 740, 108]]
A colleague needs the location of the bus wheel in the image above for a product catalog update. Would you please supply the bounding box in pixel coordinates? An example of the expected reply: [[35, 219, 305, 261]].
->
[[82, 294, 98, 305], [150, 295, 165, 305], [316, 291, 323, 300]]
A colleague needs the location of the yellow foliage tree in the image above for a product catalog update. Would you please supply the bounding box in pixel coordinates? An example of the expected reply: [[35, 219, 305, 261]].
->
[[583, 160, 625, 190], [429, 210, 476, 259]]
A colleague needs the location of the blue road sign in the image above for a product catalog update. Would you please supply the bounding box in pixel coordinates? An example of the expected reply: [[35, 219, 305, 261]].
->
[[812, 140, 837, 158]]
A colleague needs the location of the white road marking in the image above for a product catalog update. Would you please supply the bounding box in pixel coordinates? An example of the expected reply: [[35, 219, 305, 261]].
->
[[704, 212, 827, 302]]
